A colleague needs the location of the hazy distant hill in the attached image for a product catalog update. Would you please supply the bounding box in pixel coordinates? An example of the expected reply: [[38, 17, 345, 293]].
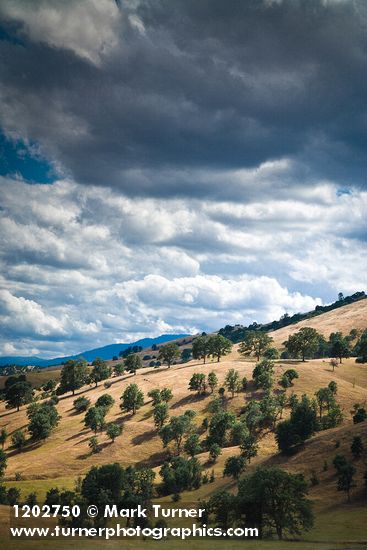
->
[[0, 334, 189, 368]]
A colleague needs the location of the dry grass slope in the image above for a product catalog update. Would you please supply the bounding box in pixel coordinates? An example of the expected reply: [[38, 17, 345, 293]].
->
[[269, 298, 367, 348]]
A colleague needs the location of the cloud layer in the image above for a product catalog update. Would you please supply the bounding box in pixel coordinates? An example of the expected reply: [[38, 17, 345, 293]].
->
[[0, 177, 366, 356], [1, 0, 367, 194], [0, 1, 366, 356]]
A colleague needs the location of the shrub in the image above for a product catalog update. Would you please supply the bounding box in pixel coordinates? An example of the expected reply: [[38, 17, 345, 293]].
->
[[351, 436, 363, 459], [353, 407, 367, 424], [106, 423, 122, 443], [11, 430, 26, 451], [310, 470, 319, 486], [264, 347, 280, 360], [7, 487, 21, 505], [73, 396, 91, 413], [88, 436, 100, 454], [95, 394, 115, 412], [209, 443, 222, 463]]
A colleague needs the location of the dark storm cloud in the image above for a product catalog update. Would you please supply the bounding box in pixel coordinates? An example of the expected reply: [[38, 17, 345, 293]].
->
[[0, 0, 367, 197]]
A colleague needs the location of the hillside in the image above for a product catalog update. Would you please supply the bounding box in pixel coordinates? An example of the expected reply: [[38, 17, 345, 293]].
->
[[269, 299, 367, 348], [1, 342, 367, 547], [1, 302, 367, 548]]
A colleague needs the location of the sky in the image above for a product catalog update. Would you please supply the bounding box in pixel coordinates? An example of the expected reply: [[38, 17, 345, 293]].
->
[[0, 0, 366, 358]]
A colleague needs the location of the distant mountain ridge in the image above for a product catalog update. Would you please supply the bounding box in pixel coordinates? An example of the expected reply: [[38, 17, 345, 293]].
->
[[0, 334, 189, 368]]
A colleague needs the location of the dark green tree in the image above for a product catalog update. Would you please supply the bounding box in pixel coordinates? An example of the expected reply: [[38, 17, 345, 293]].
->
[[184, 433, 202, 457], [159, 414, 192, 455], [158, 343, 180, 368], [95, 393, 115, 412], [0, 429, 8, 450], [42, 379, 57, 392], [106, 423, 122, 443], [120, 384, 144, 415], [252, 359, 274, 390], [0, 450, 7, 478], [207, 410, 236, 447], [192, 335, 211, 364], [27, 403, 60, 440], [159, 456, 202, 494], [148, 388, 162, 405], [59, 359, 88, 396], [209, 335, 232, 362], [160, 387, 173, 403], [7, 487, 21, 505], [153, 402, 169, 430], [276, 395, 317, 453], [337, 462, 356, 502], [73, 396, 90, 413], [231, 421, 249, 446], [352, 406, 367, 424], [285, 327, 321, 361], [207, 371, 218, 393], [89, 436, 100, 454], [351, 436, 364, 459], [5, 375, 33, 411], [188, 373, 207, 394], [207, 491, 236, 530], [209, 443, 222, 463], [239, 332, 273, 360], [224, 368, 241, 398], [329, 333, 351, 363], [114, 363, 125, 376], [84, 406, 106, 433], [237, 466, 314, 540], [11, 430, 26, 451], [90, 358, 112, 386], [124, 353, 142, 375], [240, 434, 259, 463], [223, 455, 246, 479]]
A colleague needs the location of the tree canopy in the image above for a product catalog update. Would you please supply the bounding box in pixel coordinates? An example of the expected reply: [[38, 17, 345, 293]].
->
[[239, 332, 273, 360], [59, 359, 88, 395], [120, 383, 144, 415], [238, 466, 314, 540], [158, 343, 180, 368], [4, 375, 33, 411], [285, 327, 321, 361]]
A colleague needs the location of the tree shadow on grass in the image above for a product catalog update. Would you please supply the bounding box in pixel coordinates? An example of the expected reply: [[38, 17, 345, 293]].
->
[[170, 393, 207, 410], [136, 450, 169, 469], [139, 409, 153, 421], [66, 428, 89, 441], [6, 439, 43, 458], [131, 429, 156, 445], [0, 409, 18, 419]]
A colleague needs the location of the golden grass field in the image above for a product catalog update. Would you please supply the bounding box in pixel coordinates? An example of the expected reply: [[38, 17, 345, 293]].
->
[[0, 300, 367, 548]]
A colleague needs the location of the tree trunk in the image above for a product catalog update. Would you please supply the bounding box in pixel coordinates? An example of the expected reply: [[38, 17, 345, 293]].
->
[[276, 525, 283, 540]]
